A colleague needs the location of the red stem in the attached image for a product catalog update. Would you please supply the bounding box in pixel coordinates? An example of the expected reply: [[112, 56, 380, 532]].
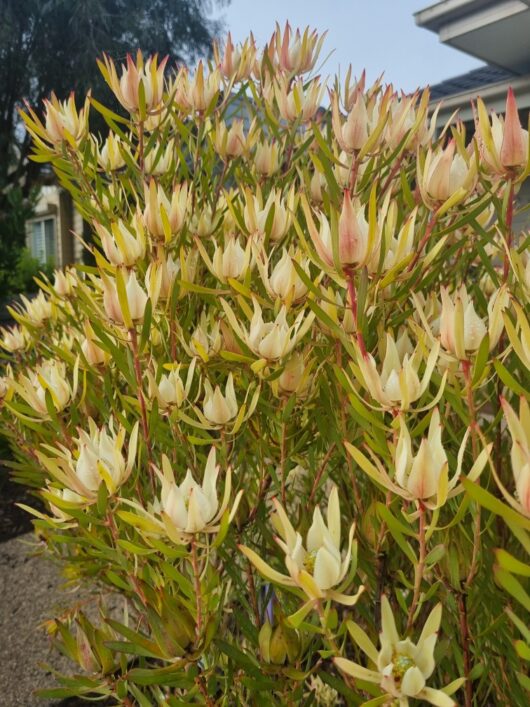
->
[[458, 591, 473, 707], [502, 180, 514, 283], [345, 267, 367, 356]]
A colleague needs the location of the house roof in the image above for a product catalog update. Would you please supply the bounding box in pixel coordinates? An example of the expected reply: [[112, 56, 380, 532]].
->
[[415, 1, 530, 123], [429, 64, 517, 100], [415, 1, 511, 33], [415, 0, 530, 73]]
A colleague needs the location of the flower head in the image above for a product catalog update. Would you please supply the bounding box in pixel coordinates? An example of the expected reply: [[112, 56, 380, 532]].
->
[[0, 325, 28, 353], [143, 180, 190, 241], [95, 216, 146, 267], [156, 447, 242, 541], [439, 285, 508, 360], [417, 139, 477, 209], [75, 419, 136, 496], [98, 52, 168, 114], [355, 332, 441, 411], [275, 76, 324, 124], [269, 23, 325, 75], [43, 92, 90, 145], [148, 361, 194, 412], [346, 410, 490, 510], [15, 359, 73, 415], [335, 597, 462, 706], [102, 271, 149, 325], [12, 292, 52, 328], [222, 298, 314, 362], [241, 487, 363, 605], [476, 88, 530, 178], [202, 373, 239, 426], [214, 32, 256, 82], [172, 62, 220, 113], [96, 131, 127, 171], [39, 418, 138, 504], [395, 408, 448, 501]]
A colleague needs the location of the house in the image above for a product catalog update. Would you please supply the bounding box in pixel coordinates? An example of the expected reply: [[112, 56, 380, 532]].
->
[[415, 0, 530, 121]]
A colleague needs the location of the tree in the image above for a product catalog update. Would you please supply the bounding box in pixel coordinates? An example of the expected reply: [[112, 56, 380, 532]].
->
[[0, 0, 228, 293]]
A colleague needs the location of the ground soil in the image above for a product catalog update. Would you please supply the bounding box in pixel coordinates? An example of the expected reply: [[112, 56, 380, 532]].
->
[[0, 468, 114, 706]]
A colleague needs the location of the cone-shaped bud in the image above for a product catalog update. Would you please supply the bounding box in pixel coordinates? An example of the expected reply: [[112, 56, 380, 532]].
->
[[42, 92, 90, 145], [96, 132, 127, 171], [95, 215, 146, 267], [440, 285, 488, 360], [476, 88, 530, 177], [214, 32, 257, 82], [202, 373, 238, 426], [98, 51, 167, 113], [254, 140, 280, 177], [270, 22, 325, 75], [16, 360, 72, 415]]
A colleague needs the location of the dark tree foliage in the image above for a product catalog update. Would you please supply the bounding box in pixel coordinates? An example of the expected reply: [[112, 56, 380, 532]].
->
[[0, 0, 228, 293]]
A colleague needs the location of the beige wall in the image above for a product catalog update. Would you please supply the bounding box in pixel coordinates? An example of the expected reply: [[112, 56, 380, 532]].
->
[[26, 185, 84, 266]]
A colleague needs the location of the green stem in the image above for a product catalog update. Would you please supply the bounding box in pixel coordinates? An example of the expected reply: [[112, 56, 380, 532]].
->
[[128, 327, 154, 491], [315, 600, 340, 655], [280, 421, 288, 505], [137, 118, 145, 177], [407, 502, 427, 631], [191, 538, 203, 639], [462, 359, 481, 588], [502, 180, 514, 283]]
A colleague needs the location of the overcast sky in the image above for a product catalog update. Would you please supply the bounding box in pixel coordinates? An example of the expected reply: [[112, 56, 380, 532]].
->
[[215, 0, 484, 92]]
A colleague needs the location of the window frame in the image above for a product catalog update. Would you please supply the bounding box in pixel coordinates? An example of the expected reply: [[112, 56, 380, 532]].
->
[[28, 215, 57, 265]]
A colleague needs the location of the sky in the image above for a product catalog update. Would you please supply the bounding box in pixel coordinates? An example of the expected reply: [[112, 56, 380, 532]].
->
[[215, 0, 484, 93]]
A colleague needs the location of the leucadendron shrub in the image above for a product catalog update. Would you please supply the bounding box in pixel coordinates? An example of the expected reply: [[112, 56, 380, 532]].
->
[[1, 23, 529, 706]]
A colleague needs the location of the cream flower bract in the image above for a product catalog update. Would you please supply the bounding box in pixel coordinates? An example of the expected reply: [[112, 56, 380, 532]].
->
[[155, 447, 242, 542], [240, 486, 363, 606], [335, 597, 463, 706]]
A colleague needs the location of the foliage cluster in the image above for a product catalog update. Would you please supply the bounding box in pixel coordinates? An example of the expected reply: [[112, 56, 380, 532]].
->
[[1, 25, 530, 706]]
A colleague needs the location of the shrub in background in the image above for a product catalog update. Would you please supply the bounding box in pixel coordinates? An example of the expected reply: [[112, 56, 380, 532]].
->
[[0, 186, 45, 297], [1, 24, 529, 706]]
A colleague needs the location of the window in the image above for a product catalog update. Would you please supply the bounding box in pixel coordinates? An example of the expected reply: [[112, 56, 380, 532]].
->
[[31, 218, 56, 264]]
